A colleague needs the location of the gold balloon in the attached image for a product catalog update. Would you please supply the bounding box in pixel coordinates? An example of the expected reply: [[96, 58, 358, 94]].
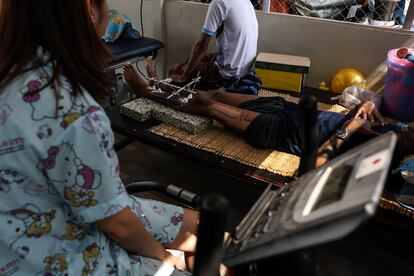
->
[[331, 68, 366, 94]]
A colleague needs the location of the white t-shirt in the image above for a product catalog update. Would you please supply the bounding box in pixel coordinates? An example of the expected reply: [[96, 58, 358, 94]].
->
[[202, 0, 258, 79]]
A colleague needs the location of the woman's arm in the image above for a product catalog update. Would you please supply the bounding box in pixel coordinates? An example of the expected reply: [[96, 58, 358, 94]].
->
[[98, 207, 186, 270]]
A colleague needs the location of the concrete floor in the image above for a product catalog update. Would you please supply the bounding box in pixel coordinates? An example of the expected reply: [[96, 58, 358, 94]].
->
[[116, 139, 264, 230], [116, 138, 414, 275]]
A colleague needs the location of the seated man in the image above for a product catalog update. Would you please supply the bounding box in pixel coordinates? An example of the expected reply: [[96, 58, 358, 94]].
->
[[124, 63, 414, 168], [169, 0, 258, 87]]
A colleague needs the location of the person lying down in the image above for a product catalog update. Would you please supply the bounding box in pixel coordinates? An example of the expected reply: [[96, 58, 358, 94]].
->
[[124, 58, 414, 168]]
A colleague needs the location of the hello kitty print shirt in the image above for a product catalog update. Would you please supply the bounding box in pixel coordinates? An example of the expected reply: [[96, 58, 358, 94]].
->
[[0, 51, 187, 276]]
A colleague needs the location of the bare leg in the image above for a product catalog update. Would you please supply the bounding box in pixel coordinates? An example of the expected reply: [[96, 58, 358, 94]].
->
[[166, 208, 198, 272], [208, 102, 260, 133], [145, 56, 157, 80], [168, 208, 198, 252], [183, 92, 260, 133], [168, 208, 231, 273], [144, 56, 162, 88], [145, 56, 179, 92], [167, 208, 198, 273], [123, 64, 153, 98], [126, 60, 261, 108], [124, 63, 260, 133], [123, 63, 184, 109], [210, 89, 262, 107]]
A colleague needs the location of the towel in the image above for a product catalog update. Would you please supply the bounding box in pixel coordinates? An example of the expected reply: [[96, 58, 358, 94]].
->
[[393, 155, 414, 184], [226, 71, 262, 95], [393, 155, 414, 209], [102, 10, 141, 43]]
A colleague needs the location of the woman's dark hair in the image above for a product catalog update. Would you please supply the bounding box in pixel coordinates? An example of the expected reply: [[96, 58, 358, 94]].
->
[[0, 0, 113, 104]]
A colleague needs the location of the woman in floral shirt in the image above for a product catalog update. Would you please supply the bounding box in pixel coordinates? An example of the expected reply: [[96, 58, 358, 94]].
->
[[0, 0, 198, 275]]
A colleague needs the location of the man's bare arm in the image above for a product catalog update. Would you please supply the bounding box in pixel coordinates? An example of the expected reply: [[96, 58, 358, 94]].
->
[[354, 100, 385, 125], [171, 34, 212, 83], [316, 118, 366, 168]]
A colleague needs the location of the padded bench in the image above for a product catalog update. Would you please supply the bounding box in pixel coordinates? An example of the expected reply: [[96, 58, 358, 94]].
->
[[104, 36, 164, 105], [105, 36, 164, 70]]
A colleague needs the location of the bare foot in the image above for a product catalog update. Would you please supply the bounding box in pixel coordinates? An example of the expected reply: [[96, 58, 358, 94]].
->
[[182, 92, 213, 116], [145, 56, 157, 80], [123, 64, 152, 98], [123, 63, 190, 109]]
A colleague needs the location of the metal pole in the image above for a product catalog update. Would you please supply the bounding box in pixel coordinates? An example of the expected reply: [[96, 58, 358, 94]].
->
[[262, 0, 271, 12], [403, 0, 414, 29], [298, 95, 319, 176], [193, 194, 229, 276]]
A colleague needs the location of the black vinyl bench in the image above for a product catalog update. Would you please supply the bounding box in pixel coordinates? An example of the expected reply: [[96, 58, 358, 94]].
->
[[105, 36, 164, 71], [104, 36, 164, 105]]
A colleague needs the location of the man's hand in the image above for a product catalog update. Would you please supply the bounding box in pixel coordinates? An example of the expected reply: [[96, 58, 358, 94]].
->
[[170, 34, 211, 85], [354, 101, 385, 125], [170, 74, 188, 84]]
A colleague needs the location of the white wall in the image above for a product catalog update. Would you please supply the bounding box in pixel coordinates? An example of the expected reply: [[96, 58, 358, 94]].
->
[[164, 0, 414, 92], [107, 0, 165, 75], [108, 0, 155, 37], [108, 0, 414, 92]]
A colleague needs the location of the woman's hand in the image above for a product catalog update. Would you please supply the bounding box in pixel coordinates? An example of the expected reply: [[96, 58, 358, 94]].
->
[[162, 251, 187, 271], [354, 101, 385, 125]]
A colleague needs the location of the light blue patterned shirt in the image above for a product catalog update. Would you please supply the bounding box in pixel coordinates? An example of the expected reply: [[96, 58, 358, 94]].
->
[[0, 52, 186, 276]]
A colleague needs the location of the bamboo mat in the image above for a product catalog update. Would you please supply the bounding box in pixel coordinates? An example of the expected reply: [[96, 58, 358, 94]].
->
[[379, 190, 414, 219], [149, 90, 347, 177]]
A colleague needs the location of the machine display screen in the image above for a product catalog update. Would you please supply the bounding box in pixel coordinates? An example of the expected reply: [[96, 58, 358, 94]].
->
[[311, 164, 354, 212]]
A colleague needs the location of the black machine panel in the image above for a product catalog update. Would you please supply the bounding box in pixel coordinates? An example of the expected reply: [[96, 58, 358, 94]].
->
[[224, 133, 397, 266]]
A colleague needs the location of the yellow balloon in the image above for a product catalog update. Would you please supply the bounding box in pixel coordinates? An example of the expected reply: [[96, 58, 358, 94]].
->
[[331, 68, 366, 94]]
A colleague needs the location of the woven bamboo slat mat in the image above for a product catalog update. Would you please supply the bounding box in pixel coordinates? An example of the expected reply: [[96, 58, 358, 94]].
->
[[379, 189, 414, 220], [379, 197, 414, 219], [259, 90, 349, 114], [149, 90, 347, 177]]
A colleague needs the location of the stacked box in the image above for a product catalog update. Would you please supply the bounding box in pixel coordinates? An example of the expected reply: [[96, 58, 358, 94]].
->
[[255, 52, 310, 93]]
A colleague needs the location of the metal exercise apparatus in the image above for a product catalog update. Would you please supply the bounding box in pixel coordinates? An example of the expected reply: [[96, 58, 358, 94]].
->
[[144, 73, 202, 106]]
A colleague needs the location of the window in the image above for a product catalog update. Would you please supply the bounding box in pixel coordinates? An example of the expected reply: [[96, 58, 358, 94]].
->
[[258, 0, 414, 30]]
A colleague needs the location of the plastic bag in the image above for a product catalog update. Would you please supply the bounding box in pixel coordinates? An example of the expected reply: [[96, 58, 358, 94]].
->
[[332, 81, 380, 109], [393, 155, 414, 184]]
